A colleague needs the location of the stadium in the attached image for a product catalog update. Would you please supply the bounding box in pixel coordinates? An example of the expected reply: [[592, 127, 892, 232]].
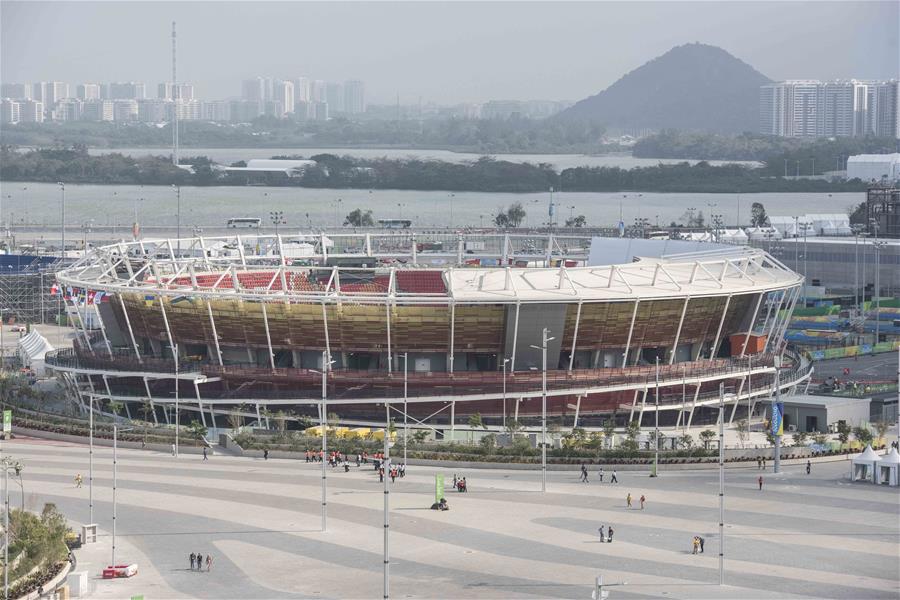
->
[[46, 232, 812, 433]]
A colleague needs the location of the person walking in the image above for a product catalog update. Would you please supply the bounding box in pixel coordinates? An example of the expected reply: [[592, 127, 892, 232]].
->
[[698, 536, 704, 553], [263, 449, 269, 460], [379, 467, 384, 483], [580, 464, 589, 483], [74, 473, 83, 488], [639, 494, 645, 510], [758, 475, 763, 491], [206, 554, 212, 572], [202, 447, 208, 461], [757, 457, 762, 470], [598, 467, 604, 483], [172, 443, 176, 457], [611, 469, 618, 484], [692, 536, 700, 554], [607, 526, 614, 543], [762, 457, 766, 470], [626, 493, 632, 508], [190, 552, 196, 570], [806, 460, 811, 475], [196, 553, 204, 571], [598, 525, 605, 542]]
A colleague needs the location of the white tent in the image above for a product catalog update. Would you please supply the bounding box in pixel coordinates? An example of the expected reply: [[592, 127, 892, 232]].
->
[[807, 214, 852, 236], [769, 216, 815, 238], [877, 448, 900, 486], [719, 228, 749, 245], [850, 445, 881, 483], [16, 330, 54, 376], [746, 226, 782, 242]]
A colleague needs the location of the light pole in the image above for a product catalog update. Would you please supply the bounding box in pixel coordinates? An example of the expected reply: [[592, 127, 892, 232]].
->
[[873, 239, 886, 342], [530, 328, 554, 493], [502, 358, 509, 433], [2, 458, 23, 600], [383, 401, 391, 600], [89, 397, 94, 524], [172, 184, 181, 255], [312, 351, 335, 531], [718, 383, 725, 586], [270, 211, 285, 238], [400, 353, 408, 467], [651, 356, 660, 477], [112, 425, 133, 566]]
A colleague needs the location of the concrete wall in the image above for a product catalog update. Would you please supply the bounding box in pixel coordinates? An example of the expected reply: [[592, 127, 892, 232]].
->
[[13, 426, 208, 454]]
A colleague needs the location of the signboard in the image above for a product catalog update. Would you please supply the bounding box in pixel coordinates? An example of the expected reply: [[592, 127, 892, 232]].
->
[[770, 402, 784, 437], [2, 410, 11, 435], [435, 474, 445, 502]]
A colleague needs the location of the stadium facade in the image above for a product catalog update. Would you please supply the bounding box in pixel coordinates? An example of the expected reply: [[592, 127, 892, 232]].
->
[[47, 232, 812, 431]]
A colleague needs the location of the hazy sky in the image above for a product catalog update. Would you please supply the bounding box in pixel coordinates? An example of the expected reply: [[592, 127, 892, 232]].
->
[[2, 1, 897, 104]]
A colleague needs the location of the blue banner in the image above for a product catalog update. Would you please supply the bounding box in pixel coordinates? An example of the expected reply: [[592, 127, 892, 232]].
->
[[771, 402, 784, 436]]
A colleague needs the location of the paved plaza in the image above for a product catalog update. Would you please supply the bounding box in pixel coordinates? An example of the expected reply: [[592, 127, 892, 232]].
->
[[7, 436, 900, 599]]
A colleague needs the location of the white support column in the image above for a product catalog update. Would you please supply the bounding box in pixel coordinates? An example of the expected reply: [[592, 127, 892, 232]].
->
[[638, 388, 648, 427], [145, 377, 168, 425], [572, 395, 581, 430], [510, 302, 521, 372], [628, 389, 640, 423], [503, 234, 511, 265], [157, 296, 177, 360], [757, 292, 776, 351], [260, 302, 276, 371], [762, 290, 786, 354], [206, 300, 223, 366], [730, 377, 746, 424], [385, 300, 393, 374], [448, 301, 456, 374], [568, 301, 583, 372], [67, 297, 94, 353], [449, 401, 455, 441], [321, 301, 332, 365], [740, 293, 764, 358], [710, 295, 732, 360], [669, 297, 690, 365], [622, 300, 640, 367], [101, 375, 114, 410], [411, 234, 418, 264], [118, 296, 143, 363], [93, 302, 114, 357], [456, 235, 463, 266], [687, 383, 701, 428], [194, 381, 207, 428], [365, 233, 372, 257]]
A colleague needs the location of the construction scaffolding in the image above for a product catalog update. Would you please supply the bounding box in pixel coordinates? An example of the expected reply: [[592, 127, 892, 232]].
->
[[0, 255, 63, 324]]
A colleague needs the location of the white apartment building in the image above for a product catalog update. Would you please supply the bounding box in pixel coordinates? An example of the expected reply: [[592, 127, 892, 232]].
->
[[113, 99, 139, 122], [0, 83, 30, 99], [202, 100, 231, 122], [158, 82, 195, 101], [81, 99, 114, 121], [761, 79, 899, 138], [138, 99, 169, 123], [343, 80, 365, 114], [326, 82, 344, 113], [108, 82, 146, 100], [53, 99, 80, 121], [272, 80, 294, 117], [76, 83, 101, 100], [1, 99, 21, 123]]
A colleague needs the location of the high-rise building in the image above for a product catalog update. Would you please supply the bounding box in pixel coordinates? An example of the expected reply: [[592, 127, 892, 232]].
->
[[172, 99, 202, 121], [53, 99, 80, 122], [311, 101, 329, 121], [1, 99, 21, 123], [32, 82, 68, 108], [310, 80, 327, 103], [343, 80, 365, 114], [241, 78, 266, 118], [20, 100, 44, 123], [81, 99, 114, 121], [76, 83, 101, 100], [202, 100, 231, 122], [158, 82, 195, 101], [1, 83, 30, 99], [326, 82, 344, 113], [108, 82, 146, 100], [761, 80, 899, 138], [272, 80, 294, 117], [294, 77, 310, 103], [113, 99, 139, 122], [138, 99, 169, 123], [229, 100, 261, 123]]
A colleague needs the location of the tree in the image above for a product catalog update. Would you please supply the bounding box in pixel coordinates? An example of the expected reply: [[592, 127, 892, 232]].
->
[[602, 419, 616, 449], [412, 430, 429, 444], [735, 418, 749, 448], [506, 202, 526, 227], [565, 215, 587, 228], [107, 400, 123, 417], [836, 421, 852, 448], [791, 430, 808, 447], [228, 404, 247, 431], [139, 401, 154, 423], [873, 420, 890, 443], [344, 208, 374, 227], [621, 420, 640, 451], [274, 410, 288, 437], [750, 202, 769, 227], [480, 434, 497, 452], [852, 425, 873, 446], [505, 417, 522, 438], [468, 412, 485, 444], [679, 433, 694, 450], [699, 429, 716, 450], [187, 420, 208, 441], [493, 209, 510, 228]]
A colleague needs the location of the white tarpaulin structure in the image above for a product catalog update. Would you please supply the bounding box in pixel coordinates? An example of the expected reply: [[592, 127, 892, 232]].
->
[[16, 330, 54, 376], [850, 445, 881, 483], [877, 448, 900, 486], [719, 228, 749, 245], [807, 214, 852, 236], [746, 226, 782, 242]]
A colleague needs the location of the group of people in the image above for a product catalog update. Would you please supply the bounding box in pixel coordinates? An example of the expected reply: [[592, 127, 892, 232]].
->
[[691, 536, 705, 554], [189, 552, 212, 572], [452, 474, 468, 492], [597, 525, 615, 543], [625, 493, 646, 509], [579, 465, 619, 484]]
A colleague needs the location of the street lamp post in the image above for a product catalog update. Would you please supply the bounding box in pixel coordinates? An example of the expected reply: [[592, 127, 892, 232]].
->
[[312, 351, 335, 531], [400, 353, 408, 467], [112, 425, 133, 566], [2, 458, 23, 600], [502, 358, 509, 433], [172, 185, 181, 256], [873, 239, 886, 342], [89, 398, 94, 524], [651, 356, 660, 477], [270, 211, 285, 238], [530, 328, 554, 493], [174, 345, 179, 458]]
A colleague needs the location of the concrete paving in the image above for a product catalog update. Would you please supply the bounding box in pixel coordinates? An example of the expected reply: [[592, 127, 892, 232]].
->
[[6, 435, 899, 599]]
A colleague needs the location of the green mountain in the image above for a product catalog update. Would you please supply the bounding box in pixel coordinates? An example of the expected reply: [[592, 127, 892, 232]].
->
[[558, 43, 771, 134]]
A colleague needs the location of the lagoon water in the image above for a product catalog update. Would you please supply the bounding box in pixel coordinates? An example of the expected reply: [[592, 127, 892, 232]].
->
[[1, 181, 862, 231]]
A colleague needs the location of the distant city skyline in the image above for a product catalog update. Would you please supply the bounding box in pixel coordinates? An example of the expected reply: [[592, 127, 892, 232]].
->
[[1, 1, 897, 105]]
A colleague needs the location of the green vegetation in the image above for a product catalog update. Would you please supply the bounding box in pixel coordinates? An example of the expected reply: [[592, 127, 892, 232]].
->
[[344, 208, 375, 227], [3, 504, 71, 598], [0, 117, 615, 154], [1, 145, 871, 193], [633, 130, 898, 168], [493, 202, 527, 228]]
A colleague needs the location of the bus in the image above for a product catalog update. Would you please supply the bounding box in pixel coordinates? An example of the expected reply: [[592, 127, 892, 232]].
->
[[377, 219, 412, 229], [226, 218, 262, 229]]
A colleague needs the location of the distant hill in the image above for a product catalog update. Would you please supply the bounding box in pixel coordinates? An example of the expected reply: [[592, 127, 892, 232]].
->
[[558, 43, 771, 134]]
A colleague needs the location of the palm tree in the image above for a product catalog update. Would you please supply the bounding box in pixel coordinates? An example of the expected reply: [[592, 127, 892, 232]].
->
[[467, 412, 485, 444]]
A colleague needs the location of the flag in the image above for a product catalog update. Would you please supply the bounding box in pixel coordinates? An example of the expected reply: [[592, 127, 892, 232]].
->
[[144, 294, 155, 306], [771, 402, 784, 437], [49, 284, 59, 296]]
